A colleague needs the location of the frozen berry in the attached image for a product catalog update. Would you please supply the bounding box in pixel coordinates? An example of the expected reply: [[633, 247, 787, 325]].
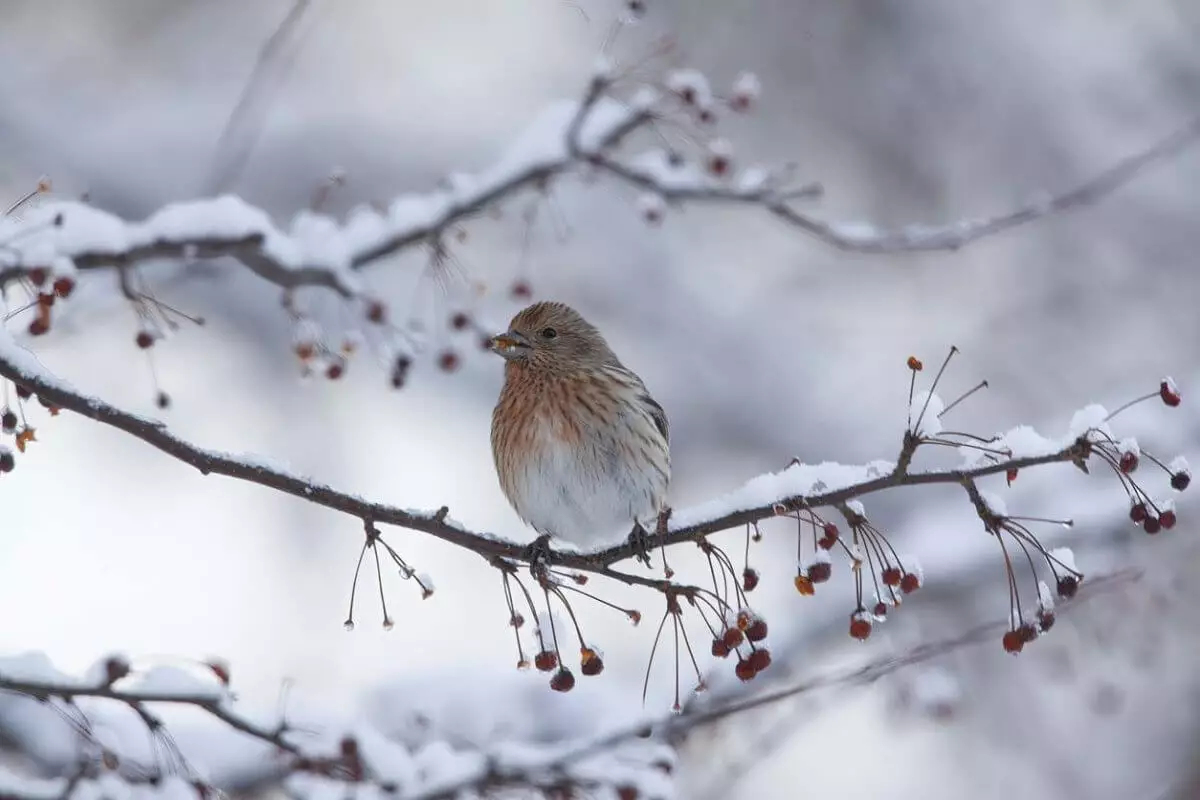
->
[[721, 627, 744, 649], [1160, 510, 1177, 529], [745, 619, 768, 643], [135, 331, 154, 349], [793, 574, 815, 595], [1130, 502, 1148, 523], [1160, 379, 1182, 407], [534, 650, 558, 672], [881, 567, 902, 586], [1172, 472, 1191, 491], [711, 638, 731, 658], [809, 562, 832, 583], [742, 568, 759, 592], [849, 616, 872, 641], [1143, 516, 1162, 535], [1119, 452, 1139, 474], [900, 573, 921, 594], [550, 668, 575, 692], [1056, 576, 1079, 599], [1002, 630, 1025, 654], [1037, 610, 1056, 632], [580, 650, 604, 676], [873, 601, 888, 618], [747, 648, 771, 673], [734, 658, 756, 682]]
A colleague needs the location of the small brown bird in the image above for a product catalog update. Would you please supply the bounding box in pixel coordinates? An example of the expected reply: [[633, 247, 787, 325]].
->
[[488, 302, 670, 555]]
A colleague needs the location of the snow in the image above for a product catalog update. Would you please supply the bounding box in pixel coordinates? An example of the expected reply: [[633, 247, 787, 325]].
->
[[121, 664, 226, 699], [978, 490, 1008, 517], [669, 459, 894, 529], [962, 403, 1112, 468], [1049, 547, 1077, 573], [732, 72, 762, 101], [909, 391, 945, 435], [0, 95, 643, 297]]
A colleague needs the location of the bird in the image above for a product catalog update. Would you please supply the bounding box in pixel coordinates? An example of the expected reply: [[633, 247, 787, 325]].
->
[[488, 301, 670, 561]]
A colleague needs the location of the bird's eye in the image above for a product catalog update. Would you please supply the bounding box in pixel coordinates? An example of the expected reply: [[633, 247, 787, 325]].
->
[[540, 327, 558, 340]]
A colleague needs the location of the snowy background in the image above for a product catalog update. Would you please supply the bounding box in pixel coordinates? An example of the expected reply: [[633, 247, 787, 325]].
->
[[2, 0, 1200, 797]]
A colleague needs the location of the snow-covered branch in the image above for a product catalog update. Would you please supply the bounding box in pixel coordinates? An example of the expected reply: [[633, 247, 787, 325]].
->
[[1, 73, 1196, 304]]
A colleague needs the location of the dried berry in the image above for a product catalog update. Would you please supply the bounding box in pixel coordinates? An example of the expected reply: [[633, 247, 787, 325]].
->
[[900, 573, 921, 594], [533, 650, 558, 672], [742, 567, 759, 592], [1119, 452, 1139, 474], [808, 562, 832, 583], [1037, 610, 1056, 632], [747, 648, 771, 674], [734, 658, 756, 682], [1130, 502, 1148, 523], [849, 616, 872, 641], [580, 649, 604, 676], [135, 331, 154, 349], [1172, 472, 1191, 491], [1143, 516, 1162, 535], [881, 567, 902, 586], [745, 619, 768, 643], [366, 300, 387, 324], [1160, 379, 1182, 407], [873, 601, 888, 618], [711, 638, 731, 658], [450, 312, 471, 331], [793, 574, 815, 595], [549, 668, 575, 692], [1056, 575, 1079, 599], [722, 627, 744, 649], [1160, 510, 1177, 530], [906, 356, 923, 371]]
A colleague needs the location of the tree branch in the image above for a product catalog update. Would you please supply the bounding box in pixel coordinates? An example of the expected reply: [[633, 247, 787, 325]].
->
[[0, 327, 1103, 582]]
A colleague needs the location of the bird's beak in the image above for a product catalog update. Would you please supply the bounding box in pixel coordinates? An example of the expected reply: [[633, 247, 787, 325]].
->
[[488, 330, 531, 359]]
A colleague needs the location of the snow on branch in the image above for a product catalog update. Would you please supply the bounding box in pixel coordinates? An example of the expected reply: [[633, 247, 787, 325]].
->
[[1, 73, 1196, 303], [0, 334, 1188, 682]]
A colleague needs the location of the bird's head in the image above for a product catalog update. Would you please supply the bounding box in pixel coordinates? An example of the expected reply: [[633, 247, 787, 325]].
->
[[488, 301, 616, 372]]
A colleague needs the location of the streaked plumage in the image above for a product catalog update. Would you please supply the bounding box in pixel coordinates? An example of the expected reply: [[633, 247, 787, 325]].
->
[[489, 302, 670, 550]]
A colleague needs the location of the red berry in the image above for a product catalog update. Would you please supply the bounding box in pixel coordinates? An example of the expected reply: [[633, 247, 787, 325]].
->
[[1056, 576, 1079, 599], [819, 523, 839, 549], [734, 659, 756, 682], [1172, 472, 1191, 491], [711, 638, 731, 658], [808, 562, 832, 583], [745, 619, 768, 643], [1037, 610, 1056, 632], [28, 267, 47, 287], [1160, 510, 1177, 529], [1006, 468, 1019, 486], [1, 410, 16, 432], [742, 568, 759, 592], [721, 627, 744, 649], [438, 350, 460, 372], [1017, 623, 1038, 644], [1119, 452, 1139, 474], [1002, 630, 1025, 654], [450, 312, 471, 331], [534, 650, 558, 672], [36, 292, 54, 309], [53, 276, 75, 298], [325, 360, 345, 380], [1160, 380, 1182, 407], [580, 650, 604, 676], [135, 331, 154, 349], [849, 615, 872, 641], [900, 573, 921, 594], [747, 648, 771, 673], [28, 317, 49, 337], [873, 601, 888, 618], [708, 155, 729, 176], [549, 668, 575, 692], [0, 450, 15, 473], [511, 280, 532, 300], [1144, 516, 1162, 535], [366, 300, 386, 324], [881, 567, 902, 586], [1130, 502, 1148, 523], [793, 574, 815, 595]]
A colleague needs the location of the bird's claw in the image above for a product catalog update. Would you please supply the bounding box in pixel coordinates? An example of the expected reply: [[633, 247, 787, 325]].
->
[[627, 522, 655, 568], [522, 534, 553, 578]]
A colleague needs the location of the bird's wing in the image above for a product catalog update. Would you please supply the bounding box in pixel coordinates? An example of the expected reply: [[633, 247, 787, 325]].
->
[[639, 390, 670, 445]]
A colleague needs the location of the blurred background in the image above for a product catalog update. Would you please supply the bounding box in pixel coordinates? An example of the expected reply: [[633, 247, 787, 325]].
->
[[2, 0, 1199, 797]]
